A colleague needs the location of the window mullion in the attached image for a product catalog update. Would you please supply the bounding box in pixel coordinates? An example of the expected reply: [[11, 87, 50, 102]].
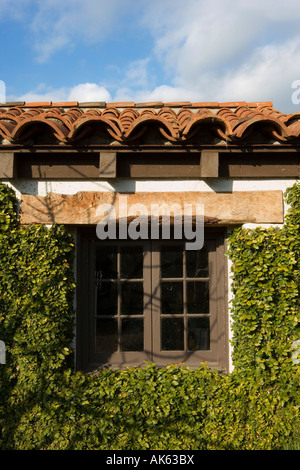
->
[[150, 242, 161, 361]]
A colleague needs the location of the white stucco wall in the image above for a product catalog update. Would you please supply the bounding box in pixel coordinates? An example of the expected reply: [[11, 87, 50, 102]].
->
[[3, 177, 297, 197], [2, 177, 298, 372]]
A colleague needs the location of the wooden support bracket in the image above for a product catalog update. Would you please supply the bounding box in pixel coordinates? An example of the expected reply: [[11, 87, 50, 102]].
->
[[99, 151, 117, 178], [200, 150, 219, 177], [0, 152, 16, 178]]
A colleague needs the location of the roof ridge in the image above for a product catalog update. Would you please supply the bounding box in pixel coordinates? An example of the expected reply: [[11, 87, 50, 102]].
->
[[0, 100, 274, 109]]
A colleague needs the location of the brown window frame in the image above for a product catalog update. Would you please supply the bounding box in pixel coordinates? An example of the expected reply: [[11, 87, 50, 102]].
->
[[76, 228, 228, 372]]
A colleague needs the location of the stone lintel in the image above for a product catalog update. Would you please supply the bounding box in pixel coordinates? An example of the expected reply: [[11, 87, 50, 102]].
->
[[20, 190, 284, 226]]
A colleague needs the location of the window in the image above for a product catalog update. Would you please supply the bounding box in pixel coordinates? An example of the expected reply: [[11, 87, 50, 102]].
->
[[76, 229, 228, 372]]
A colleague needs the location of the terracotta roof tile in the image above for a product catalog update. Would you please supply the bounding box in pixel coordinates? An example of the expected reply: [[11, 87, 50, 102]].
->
[[219, 101, 248, 107], [23, 101, 53, 107], [0, 100, 299, 144], [78, 101, 106, 107], [106, 102, 135, 108], [164, 101, 191, 107], [135, 102, 164, 108], [0, 101, 25, 107], [52, 101, 79, 107], [190, 102, 219, 108], [246, 101, 273, 108]]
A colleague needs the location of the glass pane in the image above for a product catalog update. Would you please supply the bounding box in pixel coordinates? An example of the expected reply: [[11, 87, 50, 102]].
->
[[161, 246, 183, 278], [161, 282, 183, 315], [161, 317, 184, 350], [187, 281, 209, 313], [96, 318, 118, 352], [188, 317, 210, 350], [121, 282, 143, 315], [95, 246, 117, 279], [120, 246, 143, 279], [121, 318, 144, 351], [186, 247, 209, 278], [96, 281, 118, 316]]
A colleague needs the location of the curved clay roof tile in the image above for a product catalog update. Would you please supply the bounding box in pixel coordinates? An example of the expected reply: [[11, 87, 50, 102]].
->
[[0, 101, 299, 144], [261, 107, 287, 123], [158, 107, 178, 119], [119, 108, 140, 130], [216, 108, 245, 132], [61, 107, 84, 123], [124, 113, 179, 142], [0, 121, 16, 141], [234, 106, 257, 118], [102, 107, 120, 119], [176, 108, 194, 127], [139, 108, 156, 117], [69, 115, 124, 142], [20, 108, 44, 119], [10, 114, 72, 142], [180, 112, 229, 140], [0, 107, 23, 118], [284, 111, 300, 124], [232, 116, 289, 141], [82, 108, 102, 117], [285, 119, 300, 138]]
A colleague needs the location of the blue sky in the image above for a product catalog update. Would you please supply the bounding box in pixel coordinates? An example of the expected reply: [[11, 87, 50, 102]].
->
[[1, 0, 300, 113]]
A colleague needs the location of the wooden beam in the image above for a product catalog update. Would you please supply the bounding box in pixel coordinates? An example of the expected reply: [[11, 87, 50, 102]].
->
[[99, 151, 117, 178], [0, 152, 16, 178], [200, 150, 219, 177], [219, 153, 300, 177], [20, 190, 284, 225]]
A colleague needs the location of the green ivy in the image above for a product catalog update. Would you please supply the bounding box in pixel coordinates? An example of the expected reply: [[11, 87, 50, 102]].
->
[[227, 184, 300, 380], [0, 182, 299, 450]]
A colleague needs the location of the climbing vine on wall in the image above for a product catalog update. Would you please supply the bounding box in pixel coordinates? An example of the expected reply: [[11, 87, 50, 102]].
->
[[227, 193, 300, 379], [0, 182, 299, 450]]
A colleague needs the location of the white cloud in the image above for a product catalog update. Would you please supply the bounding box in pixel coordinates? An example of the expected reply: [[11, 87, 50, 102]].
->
[[143, 0, 300, 79], [12, 81, 200, 105], [67, 83, 111, 102], [4, 0, 300, 112], [140, 0, 300, 112], [28, 0, 134, 62], [219, 37, 300, 112], [12, 82, 112, 103], [133, 85, 200, 103], [0, 0, 31, 21], [13, 83, 67, 103], [124, 59, 151, 89]]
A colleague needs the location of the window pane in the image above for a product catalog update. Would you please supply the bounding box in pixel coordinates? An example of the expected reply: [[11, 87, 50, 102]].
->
[[161, 246, 183, 278], [161, 317, 184, 350], [120, 246, 143, 279], [121, 318, 144, 351], [121, 282, 143, 315], [95, 246, 117, 279], [96, 318, 118, 352], [186, 247, 208, 278], [187, 281, 209, 313], [188, 317, 210, 350], [161, 282, 183, 314], [96, 281, 118, 316]]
